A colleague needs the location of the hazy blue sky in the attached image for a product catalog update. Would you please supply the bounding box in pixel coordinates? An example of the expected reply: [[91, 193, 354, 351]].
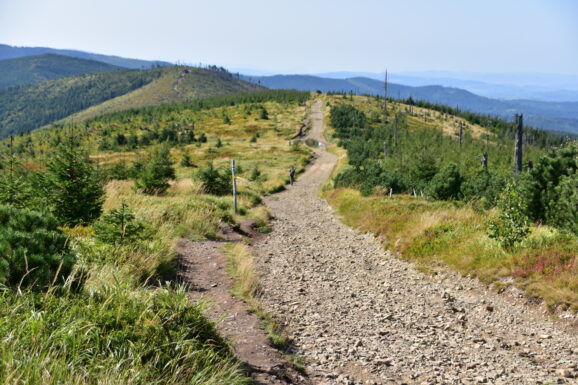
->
[[1, 0, 577, 74]]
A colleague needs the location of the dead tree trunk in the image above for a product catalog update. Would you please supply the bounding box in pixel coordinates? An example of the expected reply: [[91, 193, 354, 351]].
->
[[383, 70, 388, 122], [459, 123, 463, 147], [514, 114, 523, 173]]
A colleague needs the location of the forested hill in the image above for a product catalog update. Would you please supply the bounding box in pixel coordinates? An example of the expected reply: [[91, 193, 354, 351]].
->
[[0, 66, 263, 139], [0, 43, 171, 69], [243, 74, 578, 134], [0, 54, 123, 89]]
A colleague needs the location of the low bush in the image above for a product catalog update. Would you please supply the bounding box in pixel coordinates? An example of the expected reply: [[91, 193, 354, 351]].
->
[[488, 183, 530, 249], [94, 203, 147, 245], [0, 205, 75, 289], [133, 144, 175, 195], [427, 163, 463, 200], [197, 163, 232, 196]]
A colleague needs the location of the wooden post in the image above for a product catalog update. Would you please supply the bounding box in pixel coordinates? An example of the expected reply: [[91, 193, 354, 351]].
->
[[514, 114, 523, 173], [231, 159, 237, 214]]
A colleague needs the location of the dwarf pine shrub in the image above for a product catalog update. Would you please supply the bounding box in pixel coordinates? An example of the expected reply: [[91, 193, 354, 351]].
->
[[0, 205, 75, 289]]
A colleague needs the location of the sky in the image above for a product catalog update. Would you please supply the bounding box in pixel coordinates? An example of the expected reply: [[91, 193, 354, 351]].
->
[[1, 0, 577, 75]]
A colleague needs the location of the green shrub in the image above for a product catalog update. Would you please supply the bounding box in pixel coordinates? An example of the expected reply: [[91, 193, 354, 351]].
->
[[408, 152, 438, 188], [427, 163, 463, 200], [249, 167, 262, 181], [330, 104, 366, 130], [0, 170, 32, 209], [461, 169, 506, 207], [94, 203, 147, 245], [523, 143, 577, 223], [198, 163, 232, 196], [134, 144, 175, 195], [0, 205, 75, 289], [260, 107, 269, 120], [548, 171, 578, 235], [488, 183, 530, 249], [180, 153, 196, 167]]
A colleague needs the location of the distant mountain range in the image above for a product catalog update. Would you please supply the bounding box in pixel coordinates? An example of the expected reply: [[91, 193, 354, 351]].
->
[[2, 43, 578, 135], [315, 71, 578, 102], [242, 74, 578, 134], [0, 54, 123, 89], [0, 44, 171, 69]]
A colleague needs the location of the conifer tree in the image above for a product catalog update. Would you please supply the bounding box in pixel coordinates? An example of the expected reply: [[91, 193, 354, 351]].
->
[[134, 144, 175, 195], [46, 138, 104, 226], [0, 136, 32, 209]]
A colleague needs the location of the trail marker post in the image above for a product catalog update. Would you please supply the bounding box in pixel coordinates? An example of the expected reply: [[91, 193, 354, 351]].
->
[[231, 159, 237, 214]]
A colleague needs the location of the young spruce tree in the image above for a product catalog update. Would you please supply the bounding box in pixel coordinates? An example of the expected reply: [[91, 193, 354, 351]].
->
[[134, 144, 175, 195], [46, 137, 104, 226]]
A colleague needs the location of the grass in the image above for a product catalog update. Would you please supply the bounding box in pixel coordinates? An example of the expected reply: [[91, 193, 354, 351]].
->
[[0, 280, 251, 385], [326, 188, 578, 312]]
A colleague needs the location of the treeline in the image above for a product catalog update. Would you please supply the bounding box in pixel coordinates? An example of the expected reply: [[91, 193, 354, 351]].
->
[[331, 104, 577, 239], [0, 69, 162, 138]]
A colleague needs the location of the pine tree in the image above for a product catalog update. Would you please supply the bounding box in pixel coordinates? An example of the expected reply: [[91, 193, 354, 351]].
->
[[180, 153, 195, 167], [94, 203, 146, 245], [0, 136, 32, 209], [46, 139, 104, 226], [134, 144, 175, 195]]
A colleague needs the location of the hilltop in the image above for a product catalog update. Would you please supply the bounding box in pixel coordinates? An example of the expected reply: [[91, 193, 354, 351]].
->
[[243, 74, 578, 134], [0, 53, 123, 89], [0, 65, 263, 139], [0, 43, 171, 69]]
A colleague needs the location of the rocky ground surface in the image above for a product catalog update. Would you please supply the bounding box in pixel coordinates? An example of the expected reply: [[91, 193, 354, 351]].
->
[[251, 100, 578, 385]]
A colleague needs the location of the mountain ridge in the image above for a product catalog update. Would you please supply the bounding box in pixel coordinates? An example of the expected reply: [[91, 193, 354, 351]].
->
[[0, 43, 171, 69], [0, 53, 123, 89]]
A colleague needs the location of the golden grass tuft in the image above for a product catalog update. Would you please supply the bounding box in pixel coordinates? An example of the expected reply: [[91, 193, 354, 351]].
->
[[223, 243, 260, 300]]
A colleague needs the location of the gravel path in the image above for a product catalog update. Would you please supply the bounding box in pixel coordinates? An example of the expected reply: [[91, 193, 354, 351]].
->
[[252, 100, 578, 385]]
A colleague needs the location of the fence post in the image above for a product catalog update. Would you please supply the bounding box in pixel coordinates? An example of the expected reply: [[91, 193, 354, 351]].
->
[[231, 159, 237, 214]]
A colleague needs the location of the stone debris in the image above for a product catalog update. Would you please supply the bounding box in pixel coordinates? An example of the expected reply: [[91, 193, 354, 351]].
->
[[251, 100, 578, 385]]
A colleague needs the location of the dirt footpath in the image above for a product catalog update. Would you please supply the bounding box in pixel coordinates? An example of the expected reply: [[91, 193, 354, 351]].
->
[[178, 239, 312, 385], [251, 100, 578, 385]]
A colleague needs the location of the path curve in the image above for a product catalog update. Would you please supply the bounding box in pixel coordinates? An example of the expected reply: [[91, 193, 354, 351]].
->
[[252, 99, 578, 385]]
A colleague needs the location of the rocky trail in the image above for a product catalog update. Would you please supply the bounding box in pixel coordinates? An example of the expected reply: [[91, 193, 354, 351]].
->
[[250, 100, 578, 384], [181, 100, 577, 385]]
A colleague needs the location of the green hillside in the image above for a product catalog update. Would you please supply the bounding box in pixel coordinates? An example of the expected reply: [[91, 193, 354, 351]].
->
[[0, 53, 122, 89], [61, 66, 263, 123], [0, 89, 312, 384], [0, 66, 262, 139]]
